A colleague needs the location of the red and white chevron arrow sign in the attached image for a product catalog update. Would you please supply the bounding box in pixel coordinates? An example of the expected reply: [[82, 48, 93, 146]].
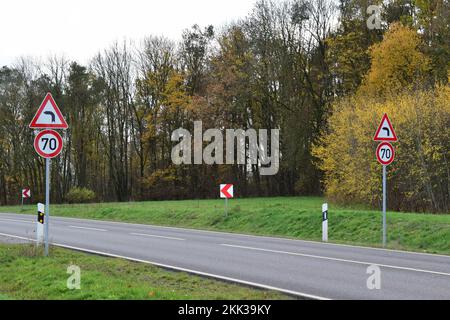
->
[[22, 188, 31, 199], [220, 184, 234, 199]]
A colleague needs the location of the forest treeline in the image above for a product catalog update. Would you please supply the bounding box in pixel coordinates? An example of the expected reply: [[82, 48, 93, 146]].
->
[[0, 0, 448, 212]]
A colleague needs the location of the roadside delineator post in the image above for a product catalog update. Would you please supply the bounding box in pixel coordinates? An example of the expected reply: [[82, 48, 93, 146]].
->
[[322, 203, 328, 242], [36, 203, 45, 244]]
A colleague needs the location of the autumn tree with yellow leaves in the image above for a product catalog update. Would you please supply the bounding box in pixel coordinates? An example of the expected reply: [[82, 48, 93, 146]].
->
[[313, 23, 449, 213], [359, 23, 432, 96]]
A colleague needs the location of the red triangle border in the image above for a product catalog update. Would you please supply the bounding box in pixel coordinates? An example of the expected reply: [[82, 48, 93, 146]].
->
[[373, 113, 397, 141], [29, 93, 68, 129]]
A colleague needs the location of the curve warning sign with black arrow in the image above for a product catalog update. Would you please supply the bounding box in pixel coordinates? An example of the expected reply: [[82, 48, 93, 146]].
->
[[373, 113, 397, 141], [29, 92, 68, 129]]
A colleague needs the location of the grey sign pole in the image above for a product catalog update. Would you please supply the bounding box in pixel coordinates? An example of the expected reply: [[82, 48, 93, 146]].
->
[[382, 165, 386, 247], [44, 158, 51, 256], [225, 198, 228, 217]]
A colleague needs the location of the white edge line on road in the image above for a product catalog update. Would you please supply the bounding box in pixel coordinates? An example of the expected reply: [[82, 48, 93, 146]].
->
[[130, 232, 185, 241], [0, 232, 329, 301], [68, 226, 107, 232], [0, 218, 33, 224], [221, 244, 450, 277], [5, 213, 449, 260], [0, 233, 35, 242]]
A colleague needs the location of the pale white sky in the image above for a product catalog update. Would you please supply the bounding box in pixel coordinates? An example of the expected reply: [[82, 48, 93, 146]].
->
[[0, 0, 257, 67]]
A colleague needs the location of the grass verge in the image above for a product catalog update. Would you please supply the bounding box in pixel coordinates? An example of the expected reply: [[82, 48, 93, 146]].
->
[[0, 243, 288, 300]]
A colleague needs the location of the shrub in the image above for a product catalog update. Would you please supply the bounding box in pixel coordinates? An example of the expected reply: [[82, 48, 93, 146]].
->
[[66, 187, 96, 204]]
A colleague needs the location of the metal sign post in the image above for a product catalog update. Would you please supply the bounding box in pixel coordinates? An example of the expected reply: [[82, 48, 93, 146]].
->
[[30, 93, 67, 257], [45, 158, 51, 256], [33, 130, 62, 256], [382, 165, 386, 247], [225, 197, 228, 217], [21, 189, 31, 210], [220, 184, 234, 218], [374, 113, 397, 248]]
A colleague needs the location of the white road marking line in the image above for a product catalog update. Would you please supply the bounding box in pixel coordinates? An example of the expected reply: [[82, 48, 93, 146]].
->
[[221, 244, 450, 277], [0, 218, 32, 224], [0, 232, 328, 300], [69, 226, 107, 232], [0, 233, 33, 241], [130, 232, 185, 241]]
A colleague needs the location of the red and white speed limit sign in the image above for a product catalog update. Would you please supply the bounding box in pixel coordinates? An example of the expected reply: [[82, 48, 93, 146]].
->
[[34, 130, 63, 158], [376, 142, 395, 165]]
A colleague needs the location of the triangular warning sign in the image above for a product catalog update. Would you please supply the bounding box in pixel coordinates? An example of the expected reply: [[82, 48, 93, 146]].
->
[[374, 113, 397, 141], [29, 93, 68, 129]]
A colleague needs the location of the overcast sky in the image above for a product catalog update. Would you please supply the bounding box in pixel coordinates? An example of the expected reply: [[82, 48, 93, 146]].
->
[[0, 0, 257, 67]]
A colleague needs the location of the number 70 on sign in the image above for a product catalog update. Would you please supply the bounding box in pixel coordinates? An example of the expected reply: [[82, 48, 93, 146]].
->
[[376, 142, 395, 166], [34, 130, 63, 159]]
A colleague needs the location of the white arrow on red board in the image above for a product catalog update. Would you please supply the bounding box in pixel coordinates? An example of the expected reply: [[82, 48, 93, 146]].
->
[[22, 188, 31, 199], [220, 184, 234, 199]]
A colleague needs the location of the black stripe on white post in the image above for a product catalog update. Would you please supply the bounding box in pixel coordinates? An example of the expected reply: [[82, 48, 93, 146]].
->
[[322, 203, 328, 242]]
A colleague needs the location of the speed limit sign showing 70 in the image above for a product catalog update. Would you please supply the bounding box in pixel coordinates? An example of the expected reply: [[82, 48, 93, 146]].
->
[[376, 142, 395, 166], [34, 130, 63, 158]]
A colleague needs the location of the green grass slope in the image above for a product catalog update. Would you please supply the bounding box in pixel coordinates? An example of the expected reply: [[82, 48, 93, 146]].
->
[[0, 244, 288, 300]]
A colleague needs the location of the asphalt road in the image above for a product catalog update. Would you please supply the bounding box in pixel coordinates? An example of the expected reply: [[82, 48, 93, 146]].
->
[[0, 212, 449, 299]]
